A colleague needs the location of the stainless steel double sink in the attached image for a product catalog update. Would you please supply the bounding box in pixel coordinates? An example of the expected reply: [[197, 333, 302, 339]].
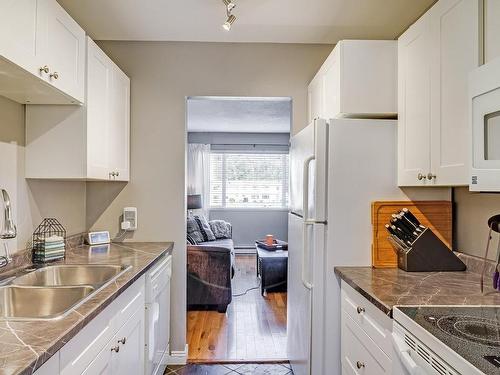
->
[[0, 264, 131, 320]]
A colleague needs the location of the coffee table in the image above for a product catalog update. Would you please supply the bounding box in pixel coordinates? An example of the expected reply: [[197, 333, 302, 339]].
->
[[256, 244, 288, 296]]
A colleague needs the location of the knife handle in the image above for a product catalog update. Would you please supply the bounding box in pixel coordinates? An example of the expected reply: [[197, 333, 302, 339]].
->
[[402, 208, 421, 227], [494, 271, 499, 290]]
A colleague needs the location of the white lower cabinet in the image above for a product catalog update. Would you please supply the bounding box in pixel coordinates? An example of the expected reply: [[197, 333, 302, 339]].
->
[[40, 275, 147, 375], [112, 307, 145, 375], [34, 353, 60, 375], [341, 281, 392, 375]]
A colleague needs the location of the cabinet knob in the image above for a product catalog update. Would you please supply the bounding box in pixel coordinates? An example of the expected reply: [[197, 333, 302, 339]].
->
[[417, 173, 425, 181], [39, 65, 50, 74], [111, 345, 120, 353], [356, 306, 365, 314], [116, 172, 120, 177], [356, 361, 365, 369], [118, 337, 126, 345], [427, 173, 436, 181], [50, 72, 59, 80]]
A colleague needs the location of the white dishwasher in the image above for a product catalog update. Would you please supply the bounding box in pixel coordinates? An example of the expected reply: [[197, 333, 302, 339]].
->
[[145, 254, 172, 375]]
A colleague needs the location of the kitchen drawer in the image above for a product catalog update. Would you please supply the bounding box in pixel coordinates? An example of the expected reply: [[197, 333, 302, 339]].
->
[[341, 310, 391, 375], [113, 275, 145, 329], [60, 300, 116, 375], [341, 281, 392, 356]]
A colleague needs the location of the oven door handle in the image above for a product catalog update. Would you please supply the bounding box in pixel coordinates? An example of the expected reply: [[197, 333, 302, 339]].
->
[[392, 333, 429, 375]]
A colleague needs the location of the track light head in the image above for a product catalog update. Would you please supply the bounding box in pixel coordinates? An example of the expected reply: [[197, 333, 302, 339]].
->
[[222, 14, 236, 31], [222, 0, 236, 13]]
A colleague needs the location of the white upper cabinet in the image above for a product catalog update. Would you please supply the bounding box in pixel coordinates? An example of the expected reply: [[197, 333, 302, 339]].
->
[[398, 0, 480, 186], [307, 40, 397, 122], [485, 0, 500, 63], [40, 0, 85, 103], [26, 37, 130, 181], [0, 0, 85, 104], [307, 74, 324, 123], [398, 15, 432, 186], [0, 0, 41, 75]]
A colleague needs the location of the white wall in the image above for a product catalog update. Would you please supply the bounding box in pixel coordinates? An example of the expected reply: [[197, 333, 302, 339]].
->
[[210, 209, 288, 249], [89, 40, 334, 353], [0, 96, 86, 254]]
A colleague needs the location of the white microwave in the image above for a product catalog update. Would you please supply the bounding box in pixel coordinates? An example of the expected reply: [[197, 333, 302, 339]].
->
[[470, 57, 500, 191]]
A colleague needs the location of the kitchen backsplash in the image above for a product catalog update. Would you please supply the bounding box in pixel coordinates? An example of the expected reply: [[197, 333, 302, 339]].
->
[[454, 186, 500, 261]]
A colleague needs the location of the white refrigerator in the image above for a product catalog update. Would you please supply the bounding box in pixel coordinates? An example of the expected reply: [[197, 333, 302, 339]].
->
[[287, 118, 406, 375]]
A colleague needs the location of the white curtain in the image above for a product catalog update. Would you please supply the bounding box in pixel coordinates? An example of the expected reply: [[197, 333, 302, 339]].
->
[[187, 144, 210, 216]]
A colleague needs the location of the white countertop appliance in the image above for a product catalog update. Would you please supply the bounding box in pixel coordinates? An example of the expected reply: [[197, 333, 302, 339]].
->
[[470, 56, 500, 191], [287, 118, 406, 375], [393, 306, 499, 375], [145, 255, 172, 375]]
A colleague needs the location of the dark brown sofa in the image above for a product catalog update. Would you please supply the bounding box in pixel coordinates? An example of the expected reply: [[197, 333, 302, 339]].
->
[[187, 238, 235, 313]]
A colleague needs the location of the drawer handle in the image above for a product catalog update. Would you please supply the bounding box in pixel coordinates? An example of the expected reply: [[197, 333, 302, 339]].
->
[[111, 345, 120, 353], [118, 337, 126, 345], [356, 306, 365, 314], [356, 361, 365, 369]]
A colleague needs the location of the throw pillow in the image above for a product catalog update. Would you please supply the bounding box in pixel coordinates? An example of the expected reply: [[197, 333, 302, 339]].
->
[[187, 216, 204, 243], [209, 220, 232, 239], [186, 234, 197, 245], [194, 215, 216, 242]]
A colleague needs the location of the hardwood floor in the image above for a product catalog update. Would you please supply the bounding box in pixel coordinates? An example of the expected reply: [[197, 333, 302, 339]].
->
[[187, 255, 288, 362]]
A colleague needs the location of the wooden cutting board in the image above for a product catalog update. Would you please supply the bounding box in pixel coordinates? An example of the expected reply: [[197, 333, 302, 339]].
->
[[371, 201, 452, 268]]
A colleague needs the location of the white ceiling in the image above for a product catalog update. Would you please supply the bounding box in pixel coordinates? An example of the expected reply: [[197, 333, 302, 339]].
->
[[187, 97, 291, 133], [57, 0, 436, 44]]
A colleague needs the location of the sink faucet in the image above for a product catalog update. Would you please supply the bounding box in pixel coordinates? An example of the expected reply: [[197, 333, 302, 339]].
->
[[0, 189, 16, 267]]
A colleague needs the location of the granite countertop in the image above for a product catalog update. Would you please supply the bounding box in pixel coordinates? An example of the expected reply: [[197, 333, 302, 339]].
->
[[0, 241, 173, 375], [335, 265, 500, 316]]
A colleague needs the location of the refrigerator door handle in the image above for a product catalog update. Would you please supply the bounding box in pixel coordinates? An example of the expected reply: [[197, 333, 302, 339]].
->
[[302, 222, 313, 290], [302, 155, 315, 221], [302, 155, 315, 290]]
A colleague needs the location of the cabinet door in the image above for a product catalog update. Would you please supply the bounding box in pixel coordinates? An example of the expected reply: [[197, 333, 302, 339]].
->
[[82, 343, 114, 375], [87, 38, 112, 180], [398, 16, 432, 186], [322, 49, 340, 119], [485, 0, 500, 63], [108, 68, 130, 181], [429, 0, 479, 186], [34, 353, 59, 375], [112, 307, 145, 375], [0, 0, 44, 76], [308, 75, 323, 123], [41, 0, 85, 103]]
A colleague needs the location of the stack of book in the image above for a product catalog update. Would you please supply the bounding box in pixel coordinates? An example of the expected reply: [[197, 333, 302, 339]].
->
[[33, 235, 65, 262]]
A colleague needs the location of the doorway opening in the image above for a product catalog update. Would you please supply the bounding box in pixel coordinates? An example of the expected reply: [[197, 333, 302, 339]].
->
[[185, 96, 292, 363]]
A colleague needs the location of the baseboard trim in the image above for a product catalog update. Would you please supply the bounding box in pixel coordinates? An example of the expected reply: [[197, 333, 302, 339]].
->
[[167, 344, 189, 365]]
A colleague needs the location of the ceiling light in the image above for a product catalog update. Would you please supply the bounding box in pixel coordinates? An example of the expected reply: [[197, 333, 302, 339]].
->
[[222, 14, 236, 31], [222, 0, 236, 13]]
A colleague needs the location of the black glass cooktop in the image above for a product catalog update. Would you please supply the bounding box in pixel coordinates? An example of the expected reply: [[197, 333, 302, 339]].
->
[[397, 306, 500, 375]]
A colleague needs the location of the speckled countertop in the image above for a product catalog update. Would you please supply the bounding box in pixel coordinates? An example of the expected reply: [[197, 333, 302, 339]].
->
[[0, 242, 173, 375], [335, 255, 500, 316]]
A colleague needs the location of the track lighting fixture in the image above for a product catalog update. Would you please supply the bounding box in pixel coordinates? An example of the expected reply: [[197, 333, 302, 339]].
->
[[222, 0, 236, 31], [223, 14, 236, 31], [223, 0, 236, 13]]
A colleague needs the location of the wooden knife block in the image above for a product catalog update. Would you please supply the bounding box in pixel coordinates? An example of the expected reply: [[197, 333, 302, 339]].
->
[[371, 201, 452, 268]]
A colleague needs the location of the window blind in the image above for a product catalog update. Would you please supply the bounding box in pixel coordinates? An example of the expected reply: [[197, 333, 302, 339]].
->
[[209, 152, 289, 209]]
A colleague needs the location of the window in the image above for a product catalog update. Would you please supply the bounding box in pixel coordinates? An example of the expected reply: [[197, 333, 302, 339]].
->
[[209, 152, 289, 209]]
